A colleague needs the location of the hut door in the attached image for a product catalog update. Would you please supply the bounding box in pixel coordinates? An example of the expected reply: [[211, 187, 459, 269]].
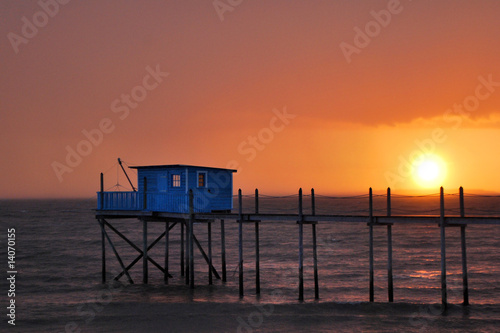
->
[[158, 175, 168, 192]]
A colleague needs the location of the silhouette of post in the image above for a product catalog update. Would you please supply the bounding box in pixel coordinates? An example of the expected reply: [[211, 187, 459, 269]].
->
[[440, 187, 447, 309], [460, 187, 469, 305], [387, 187, 394, 302], [369, 187, 374, 302], [255, 188, 260, 295], [238, 189, 244, 297], [298, 188, 304, 302]]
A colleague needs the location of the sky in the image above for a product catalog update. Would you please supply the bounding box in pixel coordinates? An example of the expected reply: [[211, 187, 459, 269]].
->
[[1, 0, 500, 198]]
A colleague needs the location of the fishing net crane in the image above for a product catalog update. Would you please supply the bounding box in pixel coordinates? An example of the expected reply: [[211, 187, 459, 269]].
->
[[118, 158, 137, 192]]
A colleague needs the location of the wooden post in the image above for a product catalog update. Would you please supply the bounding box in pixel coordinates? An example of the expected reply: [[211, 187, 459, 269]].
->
[[99, 219, 106, 283], [221, 219, 227, 282], [189, 190, 194, 289], [460, 186, 469, 305], [143, 177, 147, 210], [387, 187, 394, 302], [165, 221, 169, 284], [298, 188, 304, 302], [255, 188, 260, 295], [440, 187, 447, 309], [208, 222, 213, 285], [143, 219, 148, 284], [100, 173, 104, 210], [369, 187, 374, 302], [181, 221, 184, 277], [185, 220, 189, 284], [238, 189, 244, 297], [312, 188, 319, 300]]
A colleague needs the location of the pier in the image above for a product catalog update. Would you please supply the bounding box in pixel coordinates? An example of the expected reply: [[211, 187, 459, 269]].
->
[[96, 181, 500, 307]]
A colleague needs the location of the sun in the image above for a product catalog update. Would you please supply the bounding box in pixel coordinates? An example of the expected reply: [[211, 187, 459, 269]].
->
[[412, 154, 447, 188]]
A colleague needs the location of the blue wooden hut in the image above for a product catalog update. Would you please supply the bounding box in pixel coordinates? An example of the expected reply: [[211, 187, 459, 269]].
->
[[98, 164, 236, 213]]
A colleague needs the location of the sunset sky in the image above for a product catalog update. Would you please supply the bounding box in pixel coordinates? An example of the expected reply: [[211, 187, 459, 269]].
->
[[1, 0, 500, 198]]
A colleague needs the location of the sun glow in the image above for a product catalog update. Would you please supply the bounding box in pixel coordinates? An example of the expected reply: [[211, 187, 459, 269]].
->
[[413, 154, 447, 188]]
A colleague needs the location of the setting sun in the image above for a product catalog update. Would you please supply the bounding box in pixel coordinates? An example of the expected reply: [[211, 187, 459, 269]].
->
[[412, 154, 447, 188]]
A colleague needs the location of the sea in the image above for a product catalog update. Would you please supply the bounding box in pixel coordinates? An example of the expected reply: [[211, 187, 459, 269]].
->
[[1, 194, 500, 332]]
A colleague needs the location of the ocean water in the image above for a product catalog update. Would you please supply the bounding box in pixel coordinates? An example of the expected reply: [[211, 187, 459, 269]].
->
[[1, 195, 500, 332]]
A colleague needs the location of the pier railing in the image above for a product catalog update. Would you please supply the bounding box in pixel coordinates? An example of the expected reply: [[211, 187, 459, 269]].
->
[[97, 191, 232, 213]]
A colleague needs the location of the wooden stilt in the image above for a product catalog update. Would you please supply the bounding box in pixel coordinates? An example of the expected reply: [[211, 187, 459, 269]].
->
[[255, 188, 260, 295], [189, 190, 194, 289], [99, 219, 106, 283], [312, 224, 319, 300], [221, 219, 227, 282], [440, 187, 447, 309], [238, 189, 244, 297], [387, 187, 394, 302], [460, 187, 469, 305], [298, 188, 304, 302], [102, 227, 134, 284], [165, 221, 169, 284], [192, 233, 221, 279], [185, 220, 189, 284], [143, 219, 148, 284], [181, 220, 184, 277], [312, 188, 319, 300], [208, 222, 213, 285], [369, 187, 374, 302], [103, 220, 173, 278]]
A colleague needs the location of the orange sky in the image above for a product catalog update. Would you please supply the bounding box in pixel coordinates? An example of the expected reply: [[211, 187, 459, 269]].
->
[[1, 0, 500, 198]]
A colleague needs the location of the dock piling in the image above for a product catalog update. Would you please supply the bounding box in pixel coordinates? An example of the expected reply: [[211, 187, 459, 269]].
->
[[460, 187, 469, 305], [387, 187, 394, 302], [238, 189, 244, 297], [143, 219, 148, 284], [312, 188, 319, 300], [221, 219, 226, 282], [298, 188, 304, 302], [165, 221, 169, 284], [255, 188, 260, 295], [369, 187, 374, 302], [440, 187, 447, 309]]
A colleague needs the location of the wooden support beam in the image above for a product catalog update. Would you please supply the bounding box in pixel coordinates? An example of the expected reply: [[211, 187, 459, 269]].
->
[[312, 224, 319, 300], [181, 220, 184, 277], [440, 187, 447, 309], [298, 188, 304, 302], [143, 219, 148, 284], [185, 219, 189, 285], [99, 218, 106, 283], [114, 227, 174, 281], [255, 188, 260, 295], [103, 219, 174, 274], [189, 190, 194, 289], [460, 187, 469, 305], [208, 222, 213, 285], [165, 221, 169, 284], [102, 227, 134, 284], [387, 187, 394, 302], [312, 188, 319, 300], [221, 219, 227, 282], [369, 187, 374, 302], [238, 189, 244, 297]]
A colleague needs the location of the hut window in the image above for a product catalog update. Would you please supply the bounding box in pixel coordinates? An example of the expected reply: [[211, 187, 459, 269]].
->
[[197, 172, 207, 188], [172, 174, 181, 187]]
